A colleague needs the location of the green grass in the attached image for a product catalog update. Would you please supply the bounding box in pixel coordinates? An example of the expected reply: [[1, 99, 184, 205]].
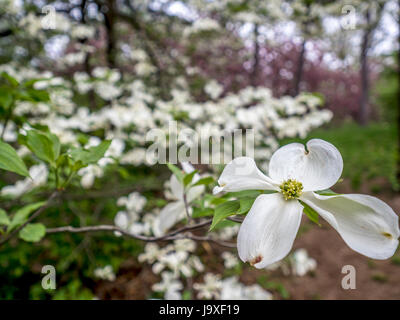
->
[[280, 121, 398, 191], [371, 272, 388, 283]]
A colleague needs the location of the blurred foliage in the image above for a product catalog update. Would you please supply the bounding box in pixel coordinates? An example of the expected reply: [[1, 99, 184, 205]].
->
[[257, 275, 290, 300], [0, 214, 144, 299], [0, 166, 167, 299], [375, 53, 398, 123]]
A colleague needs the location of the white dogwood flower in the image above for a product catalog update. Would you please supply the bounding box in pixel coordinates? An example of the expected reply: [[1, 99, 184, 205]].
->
[[290, 249, 317, 276], [152, 272, 183, 300], [153, 163, 204, 235], [193, 273, 222, 300], [214, 139, 400, 268], [222, 251, 239, 269], [94, 265, 116, 281]]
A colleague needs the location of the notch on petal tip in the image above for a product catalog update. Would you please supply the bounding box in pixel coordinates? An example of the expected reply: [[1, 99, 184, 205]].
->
[[250, 255, 263, 266]]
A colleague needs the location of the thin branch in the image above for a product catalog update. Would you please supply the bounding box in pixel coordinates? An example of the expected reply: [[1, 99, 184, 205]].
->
[[46, 218, 237, 248], [183, 193, 192, 224], [47, 225, 153, 240], [166, 219, 212, 237], [186, 234, 237, 248], [47, 218, 211, 241], [227, 216, 244, 223]]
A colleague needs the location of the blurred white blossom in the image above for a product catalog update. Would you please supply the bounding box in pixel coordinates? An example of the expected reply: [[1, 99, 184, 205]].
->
[[290, 249, 317, 276], [94, 265, 116, 281], [193, 273, 222, 300]]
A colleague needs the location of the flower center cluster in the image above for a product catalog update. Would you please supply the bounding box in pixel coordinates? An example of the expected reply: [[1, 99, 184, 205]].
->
[[279, 179, 303, 200]]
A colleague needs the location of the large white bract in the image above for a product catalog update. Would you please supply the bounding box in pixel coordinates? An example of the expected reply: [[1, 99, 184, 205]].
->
[[214, 139, 400, 269]]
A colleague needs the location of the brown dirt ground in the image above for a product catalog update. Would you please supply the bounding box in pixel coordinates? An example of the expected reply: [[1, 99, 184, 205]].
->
[[94, 178, 400, 300]]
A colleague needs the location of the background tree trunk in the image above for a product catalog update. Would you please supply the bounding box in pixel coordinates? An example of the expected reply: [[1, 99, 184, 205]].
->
[[103, 0, 116, 68], [251, 24, 260, 87], [359, 8, 371, 126], [293, 38, 306, 96]]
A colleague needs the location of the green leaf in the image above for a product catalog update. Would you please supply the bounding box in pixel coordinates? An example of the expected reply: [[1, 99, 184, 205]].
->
[[227, 2, 250, 13], [18, 223, 46, 242], [192, 176, 214, 187], [0, 140, 29, 177], [206, 195, 226, 206], [211, 219, 238, 231], [29, 129, 61, 162], [0, 87, 13, 109], [56, 153, 69, 168], [25, 89, 50, 102], [22, 78, 50, 88], [264, 281, 290, 299], [167, 163, 184, 182], [315, 189, 341, 196], [183, 170, 198, 187], [0, 209, 10, 226], [182, 290, 192, 300], [16, 89, 50, 103], [70, 140, 111, 166], [224, 190, 263, 199], [25, 130, 56, 165], [192, 207, 214, 218], [45, 131, 61, 161], [1, 72, 19, 87], [8, 201, 46, 232], [299, 200, 321, 227], [210, 200, 240, 231], [211, 198, 226, 206], [237, 197, 255, 215]]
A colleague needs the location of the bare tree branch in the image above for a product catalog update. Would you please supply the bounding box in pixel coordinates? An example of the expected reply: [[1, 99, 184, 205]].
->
[[47, 218, 212, 241], [46, 217, 238, 248], [183, 193, 192, 224]]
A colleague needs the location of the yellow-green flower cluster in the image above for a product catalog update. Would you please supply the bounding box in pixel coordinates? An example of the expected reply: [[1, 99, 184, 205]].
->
[[279, 179, 303, 200]]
